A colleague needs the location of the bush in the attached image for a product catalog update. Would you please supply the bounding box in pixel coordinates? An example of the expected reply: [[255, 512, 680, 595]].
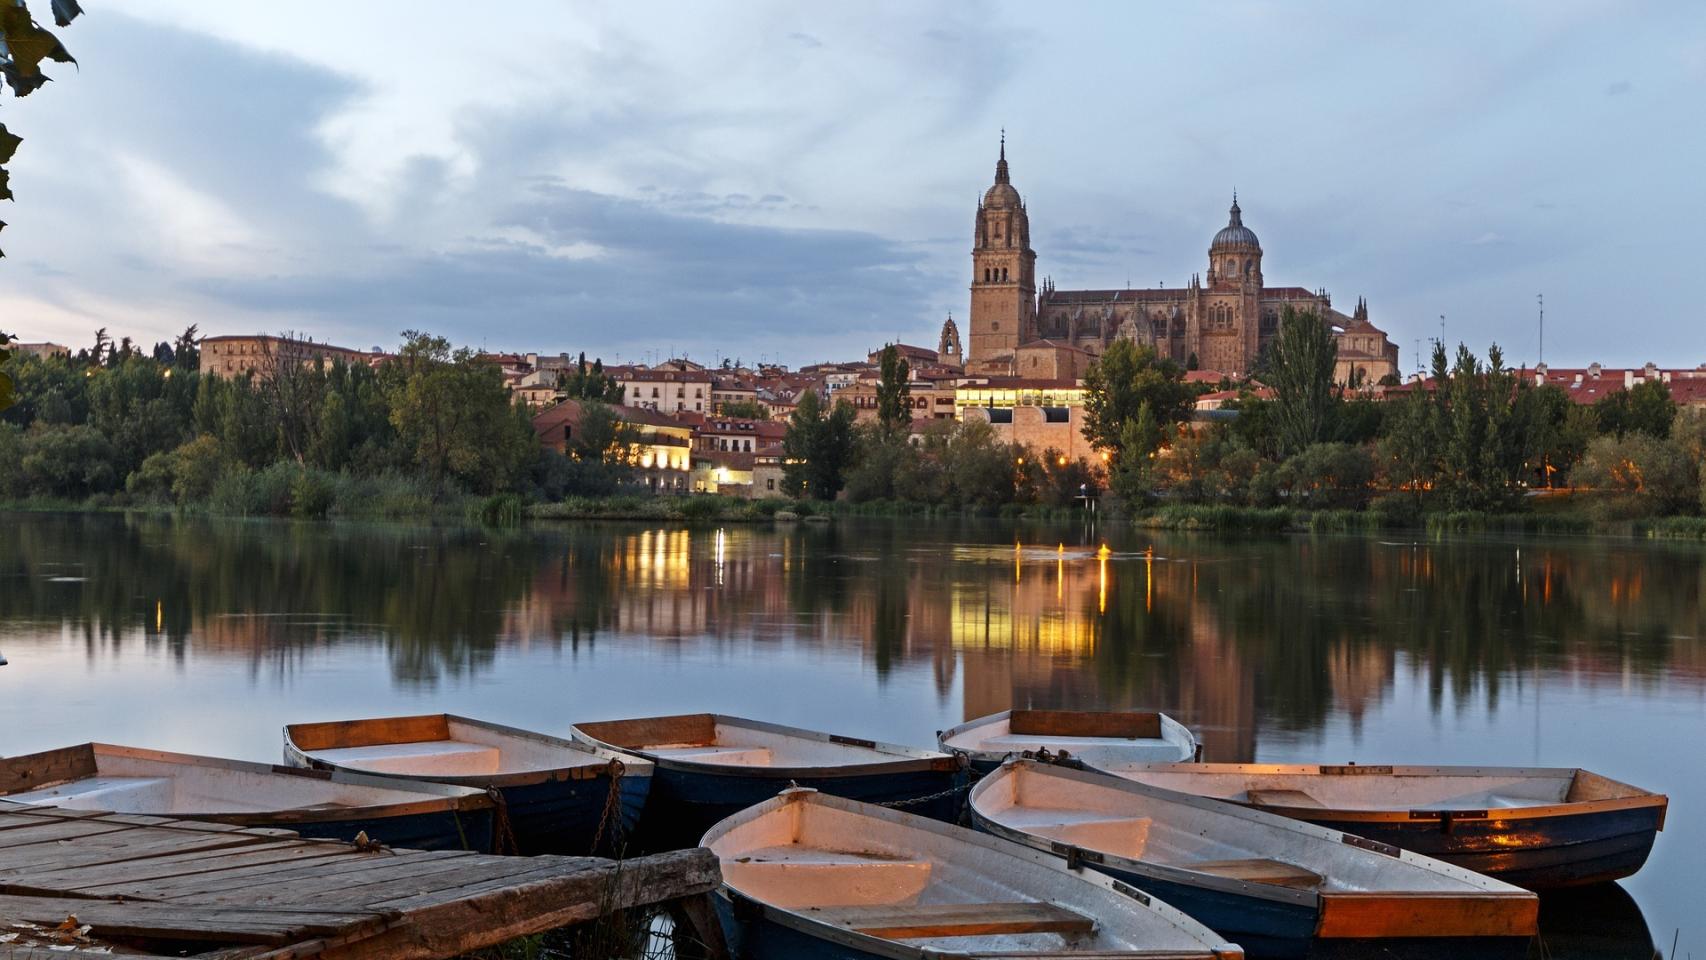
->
[[21, 425, 119, 497], [290, 469, 336, 519], [470, 492, 525, 526], [678, 495, 727, 520], [1575, 433, 1697, 516], [1369, 494, 1421, 528]]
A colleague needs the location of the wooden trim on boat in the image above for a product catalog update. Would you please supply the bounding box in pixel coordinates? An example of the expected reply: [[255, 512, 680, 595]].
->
[[1010, 710, 1162, 741], [0, 744, 99, 793], [1315, 891, 1539, 939], [282, 715, 649, 789], [573, 714, 956, 778]]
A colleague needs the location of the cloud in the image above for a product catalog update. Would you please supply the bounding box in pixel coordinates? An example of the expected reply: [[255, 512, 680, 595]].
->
[[1465, 231, 1509, 246], [1605, 80, 1633, 96], [787, 31, 823, 49]]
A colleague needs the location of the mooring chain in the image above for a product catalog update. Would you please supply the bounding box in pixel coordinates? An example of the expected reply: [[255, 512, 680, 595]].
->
[[590, 757, 627, 855], [487, 786, 522, 856], [875, 750, 984, 810]]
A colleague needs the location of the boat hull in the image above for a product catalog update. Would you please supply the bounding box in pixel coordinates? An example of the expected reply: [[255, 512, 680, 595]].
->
[[493, 771, 650, 856], [268, 806, 496, 852], [714, 893, 885, 960], [1293, 805, 1664, 889], [643, 766, 960, 850]]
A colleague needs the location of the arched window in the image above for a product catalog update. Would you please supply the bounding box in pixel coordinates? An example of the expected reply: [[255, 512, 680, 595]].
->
[[1225, 258, 1234, 274], [1244, 259, 1253, 277], [1001, 267, 1009, 282]]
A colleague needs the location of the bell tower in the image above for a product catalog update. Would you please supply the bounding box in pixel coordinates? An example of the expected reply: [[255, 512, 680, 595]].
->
[[968, 134, 1037, 364], [938, 314, 963, 368]]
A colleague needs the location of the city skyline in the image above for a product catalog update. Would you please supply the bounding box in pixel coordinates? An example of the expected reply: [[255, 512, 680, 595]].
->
[[3, 2, 1703, 368]]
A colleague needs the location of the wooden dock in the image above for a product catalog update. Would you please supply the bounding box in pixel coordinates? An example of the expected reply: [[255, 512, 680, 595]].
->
[[0, 803, 721, 958]]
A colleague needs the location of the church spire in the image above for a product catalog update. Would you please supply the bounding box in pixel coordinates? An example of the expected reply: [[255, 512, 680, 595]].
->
[[994, 129, 1010, 184]]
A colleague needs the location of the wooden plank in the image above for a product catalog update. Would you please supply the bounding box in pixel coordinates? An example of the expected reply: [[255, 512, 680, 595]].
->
[[1008, 710, 1161, 741], [668, 892, 731, 960], [0, 829, 276, 873], [285, 716, 452, 754], [571, 714, 716, 749], [1316, 891, 1539, 938], [0, 893, 386, 945], [302, 848, 720, 960], [28, 841, 354, 894], [1247, 789, 1325, 809], [0, 818, 134, 849], [0, 745, 99, 794], [811, 901, 1095, 940], [1190, 858, 1323, 889], [278, 857, 575, 908], [150, 851, 470, 904]]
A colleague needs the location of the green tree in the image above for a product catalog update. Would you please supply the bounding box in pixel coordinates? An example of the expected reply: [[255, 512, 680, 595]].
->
[[1575, 433, 1697, 516], [782, 390, 855, 499], [386, 332, 536, 495], [1594, 380, 1676, 439], [1268, 306, 1339, 456], [718, 399, 768, 420], [875, 344, 912, 432], [1109, 403, 1162, 503], [0, 333, 14, 412], [21, 424, 117, 496], [1081, 339, 1191, 457], [560, 353, 623, 403]]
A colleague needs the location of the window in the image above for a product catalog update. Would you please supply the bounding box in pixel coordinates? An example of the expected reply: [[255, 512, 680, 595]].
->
[[992, 322, 1000, 331], [695, 402, 702, 411], [651, 387, 659, 398], [1001, 267, 1008, 281], [766, 478, 775, 491]]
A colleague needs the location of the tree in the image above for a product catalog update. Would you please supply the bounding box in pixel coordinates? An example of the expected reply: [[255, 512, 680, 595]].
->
[[560, 353, 623, 403], [1575, 433, 1697, 516], [874, 344, 912, 432], [1267, 307, 1339, 456], [386, 332, 537, 495], [1081, 340, 1191, 455], [1595, 380, 1676, 439], [1, 0, 83, 259], [782, 390, 855, 500], [718, 399, 768, 420], [0, 333, 14, 413], [173, 324, 201, 369]]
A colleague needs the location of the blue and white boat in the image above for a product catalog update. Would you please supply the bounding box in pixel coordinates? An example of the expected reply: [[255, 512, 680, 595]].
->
[[283, 714, 649, 856], [1092, 761, 1668, 890], [938, 708, 1198, 773], [704, 787, 1242, 960], [971, 760, 1538, 959], [572, 714, 963, 848], [0, 742, 495, 852]]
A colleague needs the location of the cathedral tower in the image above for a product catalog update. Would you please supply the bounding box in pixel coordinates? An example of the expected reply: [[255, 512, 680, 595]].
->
[[968, 135, 1037, 364], [938, 313, 963, 368], [1204, 194, 1264, 373]]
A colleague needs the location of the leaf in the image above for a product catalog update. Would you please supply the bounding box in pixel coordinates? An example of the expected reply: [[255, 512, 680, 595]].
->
[[0, 166, 12, 202], [51, 0, 84, 28], [0, 122, 22, 164], [0, 3, 75, 91]]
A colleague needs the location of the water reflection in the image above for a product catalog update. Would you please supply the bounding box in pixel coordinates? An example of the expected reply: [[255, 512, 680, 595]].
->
[[0, 513, 1699, 956]]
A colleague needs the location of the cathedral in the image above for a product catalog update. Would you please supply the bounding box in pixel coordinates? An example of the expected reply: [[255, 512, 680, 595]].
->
[[953, 140, 1399, 385]]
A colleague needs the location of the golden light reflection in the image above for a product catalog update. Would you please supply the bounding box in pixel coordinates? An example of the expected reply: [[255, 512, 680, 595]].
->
[[1097, 545, 1108, 614], [1145, 546, 1154, 613], [155, 600, 162, 632]]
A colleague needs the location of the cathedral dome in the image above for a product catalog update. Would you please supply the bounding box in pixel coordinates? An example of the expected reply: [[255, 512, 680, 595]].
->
[[982, 136, 1023, 208], [1210, 197, 1260, 251]]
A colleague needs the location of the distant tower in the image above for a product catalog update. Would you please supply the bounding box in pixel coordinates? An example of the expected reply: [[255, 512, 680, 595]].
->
[[938, 313, 963, 368], [968, 133, 1037, 364], [1205, 194, 1264, 374]]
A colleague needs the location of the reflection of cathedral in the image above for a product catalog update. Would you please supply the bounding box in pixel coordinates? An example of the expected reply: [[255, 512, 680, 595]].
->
[[965, 139, 1400, 383]]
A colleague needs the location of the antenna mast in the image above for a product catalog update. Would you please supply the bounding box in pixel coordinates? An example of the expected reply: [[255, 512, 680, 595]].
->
[[1537, 293, 1544, 365]]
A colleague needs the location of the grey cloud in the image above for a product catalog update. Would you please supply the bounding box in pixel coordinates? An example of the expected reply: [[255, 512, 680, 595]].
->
[[787, 32, 823, 49]]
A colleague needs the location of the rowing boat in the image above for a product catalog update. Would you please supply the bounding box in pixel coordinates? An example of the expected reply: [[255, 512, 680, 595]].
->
[[938, 709, 1198, 772], [971, 760, 1538, 958], [0, 742, 494, 851], [283, 714, 650, 855], [572, 714, 963, 848], [1089, 761, 1667, 890], [704, 787, 1243, 959]]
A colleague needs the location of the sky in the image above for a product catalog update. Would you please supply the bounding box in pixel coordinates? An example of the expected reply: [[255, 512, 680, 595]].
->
[[3, 1, 1704, 370]]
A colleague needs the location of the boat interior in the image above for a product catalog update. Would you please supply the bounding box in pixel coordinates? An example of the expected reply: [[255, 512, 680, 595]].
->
[[577, 715, 934, 769], [942, 710, 1191, 761], [978, 764, 1512, 895], [288, 715, 611, 778], [709, 794, 1221, 955], [1100, 763, 1643, 811], [1, 744, 472, 815]]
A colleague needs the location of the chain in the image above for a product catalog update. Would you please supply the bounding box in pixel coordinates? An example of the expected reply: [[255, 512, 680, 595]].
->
[[590, 757, 627, 855], [486, 786, 521, 856], [875, 751, 985, 810]]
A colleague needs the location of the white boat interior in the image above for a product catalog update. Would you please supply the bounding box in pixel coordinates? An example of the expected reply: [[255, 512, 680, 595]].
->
[[975, 763, 1525, 897], [706, 790, 1235, 957], [289, 716, 618, 778], [2, 744, 478, 816], [1094, 762, 1636, 812], [941, 710, 1197, 764], [575, 715, 944, 770]]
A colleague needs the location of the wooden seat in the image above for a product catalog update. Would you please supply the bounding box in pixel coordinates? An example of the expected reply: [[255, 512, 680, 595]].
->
[[1190, 858, 1323, 889], [1246, 789, 1325, 809], [812, 901, 1094, 940]]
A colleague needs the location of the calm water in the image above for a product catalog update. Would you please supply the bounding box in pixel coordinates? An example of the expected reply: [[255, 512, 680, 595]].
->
[[1, 512, 1700, 956]]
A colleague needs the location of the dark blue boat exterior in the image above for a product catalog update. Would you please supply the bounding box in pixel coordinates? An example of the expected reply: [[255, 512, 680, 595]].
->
[[1294, 803, 1664, 889], [646, 765, 961, 851], [494, 770, 650, 856], [1080, 859, 1316, 959], [282, 806, 496, 852]]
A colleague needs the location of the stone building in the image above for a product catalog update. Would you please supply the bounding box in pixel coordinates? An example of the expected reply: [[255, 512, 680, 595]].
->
[[199, 335, 368, 379], [965, 142, 1399, 383]]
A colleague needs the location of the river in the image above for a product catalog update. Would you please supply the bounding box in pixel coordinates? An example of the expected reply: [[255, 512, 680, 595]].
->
[[0, 511, 1699, 957]]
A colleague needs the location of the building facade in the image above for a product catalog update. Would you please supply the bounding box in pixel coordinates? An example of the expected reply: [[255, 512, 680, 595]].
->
[[199, 335, 369, 379], [965, 145, 1399, 383]]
